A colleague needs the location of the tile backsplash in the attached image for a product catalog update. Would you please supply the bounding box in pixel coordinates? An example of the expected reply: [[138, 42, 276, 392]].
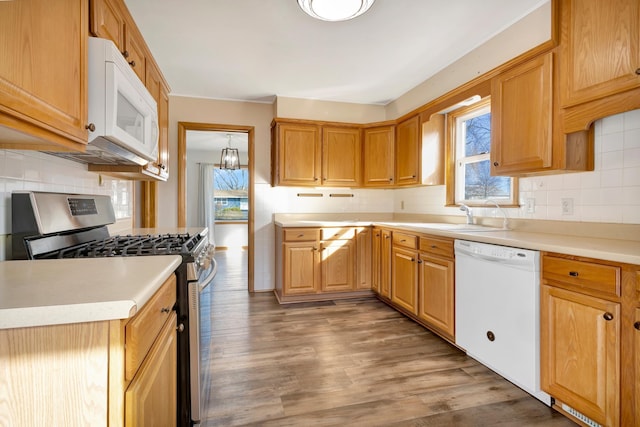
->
[[0, 149, 133, 259], [396, 109, 640, 224]]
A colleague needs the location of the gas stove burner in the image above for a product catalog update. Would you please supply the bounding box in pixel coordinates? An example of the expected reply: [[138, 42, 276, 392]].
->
[[33, 232, 205, 259]]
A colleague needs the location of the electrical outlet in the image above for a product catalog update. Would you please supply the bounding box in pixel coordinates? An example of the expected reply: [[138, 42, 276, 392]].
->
[[561, 198, 574, 215], [525, 198, 535, 213], [400, 200, 405, 210]]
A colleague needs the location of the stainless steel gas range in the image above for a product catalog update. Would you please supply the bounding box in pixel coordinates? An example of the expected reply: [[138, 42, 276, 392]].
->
[[11, 191, 215, 427]]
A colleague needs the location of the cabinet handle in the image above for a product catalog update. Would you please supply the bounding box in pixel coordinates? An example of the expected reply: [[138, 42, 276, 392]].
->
[[122, 50, 129, 58], [634, 321, 640, 330], [128, 60, 136, 67], [493, 161, 499, 167], [85, 123, 96, 132], [603, 312, 614, 321], [161, 307, 171, 313], [568, 271, 579, 277], [176, 323, 185, 333]]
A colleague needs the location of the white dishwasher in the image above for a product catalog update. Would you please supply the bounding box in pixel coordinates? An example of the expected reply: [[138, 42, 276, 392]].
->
[[454, 240, 551, 405]]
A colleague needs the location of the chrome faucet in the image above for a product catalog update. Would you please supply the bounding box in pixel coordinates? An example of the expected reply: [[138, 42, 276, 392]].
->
[[484, 199, 510, 230], [459, 204, 474, 224]]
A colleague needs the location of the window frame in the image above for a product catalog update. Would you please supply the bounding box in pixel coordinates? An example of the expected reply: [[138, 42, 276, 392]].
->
[[445, 97, 518, 207], [213, 165, 249, 222]]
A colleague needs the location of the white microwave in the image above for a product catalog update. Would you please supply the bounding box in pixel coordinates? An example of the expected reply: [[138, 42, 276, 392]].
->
[[86, 37, 159, 166]]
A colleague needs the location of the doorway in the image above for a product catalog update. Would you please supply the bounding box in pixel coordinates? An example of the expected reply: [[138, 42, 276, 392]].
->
[[177, 122, 255, 293]]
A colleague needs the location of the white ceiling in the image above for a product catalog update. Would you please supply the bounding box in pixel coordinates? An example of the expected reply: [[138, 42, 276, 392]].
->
[[186, 130, 248, 153], [124, 0, 547, 105]]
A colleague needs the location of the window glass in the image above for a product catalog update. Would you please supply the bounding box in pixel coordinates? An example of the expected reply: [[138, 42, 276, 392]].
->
[[213, 168, 248, 221]]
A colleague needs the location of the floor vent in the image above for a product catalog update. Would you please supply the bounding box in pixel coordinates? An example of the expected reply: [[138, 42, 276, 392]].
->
[[561, 403, 602, 427]]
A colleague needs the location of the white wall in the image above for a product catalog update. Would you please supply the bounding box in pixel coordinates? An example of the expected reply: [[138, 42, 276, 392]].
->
[[394, 110, 640, 225], [0, 150, 133, 260], [275, 96, 386, 123]]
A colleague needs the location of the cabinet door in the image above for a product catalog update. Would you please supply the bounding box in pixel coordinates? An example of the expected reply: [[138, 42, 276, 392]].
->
[[125, 312, 177, 427], [322, 127, 361, 186], [90, 0, 125, 49], [391, 247, 419, 315], [363, 126, 395, 187], [635, 307, 640, 425], [123, 24, 147, 84], [420, 114, 445, 186], [321, 239, 356, 292], [418, 254, 455, 340], [395, 116, 420, 186], [277, 123, 321, 186], [283, 241, 320, 295], [541, 285, 620, 427], [0, 0, 88, 145], [491, 52, 554, 175], [356, 228, 372, 290], [559, 0, 640, 108], [380, 230, 392, 299], [145, 64, 169, 179]]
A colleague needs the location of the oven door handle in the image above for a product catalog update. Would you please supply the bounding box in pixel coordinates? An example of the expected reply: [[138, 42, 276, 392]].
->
[[198, 258, 218, 292]]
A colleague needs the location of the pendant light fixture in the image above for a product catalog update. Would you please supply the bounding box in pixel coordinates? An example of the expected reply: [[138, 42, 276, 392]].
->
[[220, 134, 240, 170], [297, 0, 376, 22]]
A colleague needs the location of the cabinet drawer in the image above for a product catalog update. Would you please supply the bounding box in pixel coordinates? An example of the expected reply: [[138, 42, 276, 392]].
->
[[542, 255, 620, 298], [392, 232, 417, 249], [125, 274, 176, 381], [419, 236, 454, 258], [283, 228, 320, 242], [321, 227, 356, 240]]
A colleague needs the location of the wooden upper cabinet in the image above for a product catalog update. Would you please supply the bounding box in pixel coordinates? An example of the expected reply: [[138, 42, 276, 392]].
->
[[491, 51, 593, 176], [363, 125, 395, 187], [420, 114, 445, 185], [559, 0, 640, 108], [491, 52, 554, 175], [275, 122, 321, 186], [90, 0, 125, 49], [395, 115, 421, 186], [123, 24, 148, 84], [145, 64, 169, 180], [322, 126, 361, 186], [0, 0, 88, 150]]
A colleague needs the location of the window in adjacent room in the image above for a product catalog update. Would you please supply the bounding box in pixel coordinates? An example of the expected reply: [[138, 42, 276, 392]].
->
[[446, 96, 517, 206], [213, 167, 249, 221]]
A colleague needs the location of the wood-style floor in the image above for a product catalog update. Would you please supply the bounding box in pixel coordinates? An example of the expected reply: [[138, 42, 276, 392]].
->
[[201, 250, 576, 426]]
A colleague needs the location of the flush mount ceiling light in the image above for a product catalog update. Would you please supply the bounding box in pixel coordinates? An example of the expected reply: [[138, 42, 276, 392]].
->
[[220, 134, 240, 170], [297, 0, 376, 22]]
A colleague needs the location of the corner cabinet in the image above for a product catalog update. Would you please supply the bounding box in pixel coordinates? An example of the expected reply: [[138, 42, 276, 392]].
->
[[274, 225, 373, 303], [558, 0, 640, 133], [0, 0, 89, 151], [363, 125, 395, 187], [491, 51, 593, 176]]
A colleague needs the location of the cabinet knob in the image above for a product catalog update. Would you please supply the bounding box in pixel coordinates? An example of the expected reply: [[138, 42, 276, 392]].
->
[[389, 178, 393, 181], [493, 162, 499, 167], [417, 259, 422, 264], [122, 50, 129, 58], [431, 245, 437, 249], [385, 235, 390, 239], [411, 175, 416, 178], [161, 307, 171, 313], [634, 321, 640, 330], [636, 68, 640, 75], [487, 331, 495, 341], [314, 177, 319, 181], [569, 271, 579, 277], [128, 60, 136, 67], [159, 164, 166, 170], [312, 247, 318, 251], [85, 123, 96, 132], [603, 312, 614, 321], [176, 323, 185, 333]]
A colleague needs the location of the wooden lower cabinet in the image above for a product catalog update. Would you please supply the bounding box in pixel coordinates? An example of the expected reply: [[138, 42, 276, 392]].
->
[[0, 274, 178, 427], [275, 226, 373, 302], [418, 254, 455, 340], [541, 284, 620, 426], [391, 246, 419, 316], [125, 311, 177, 426]]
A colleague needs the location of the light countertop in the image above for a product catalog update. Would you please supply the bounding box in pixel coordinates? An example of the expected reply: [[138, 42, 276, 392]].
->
[[0, 255, 182, 329], [274, 218, 640, 265]]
